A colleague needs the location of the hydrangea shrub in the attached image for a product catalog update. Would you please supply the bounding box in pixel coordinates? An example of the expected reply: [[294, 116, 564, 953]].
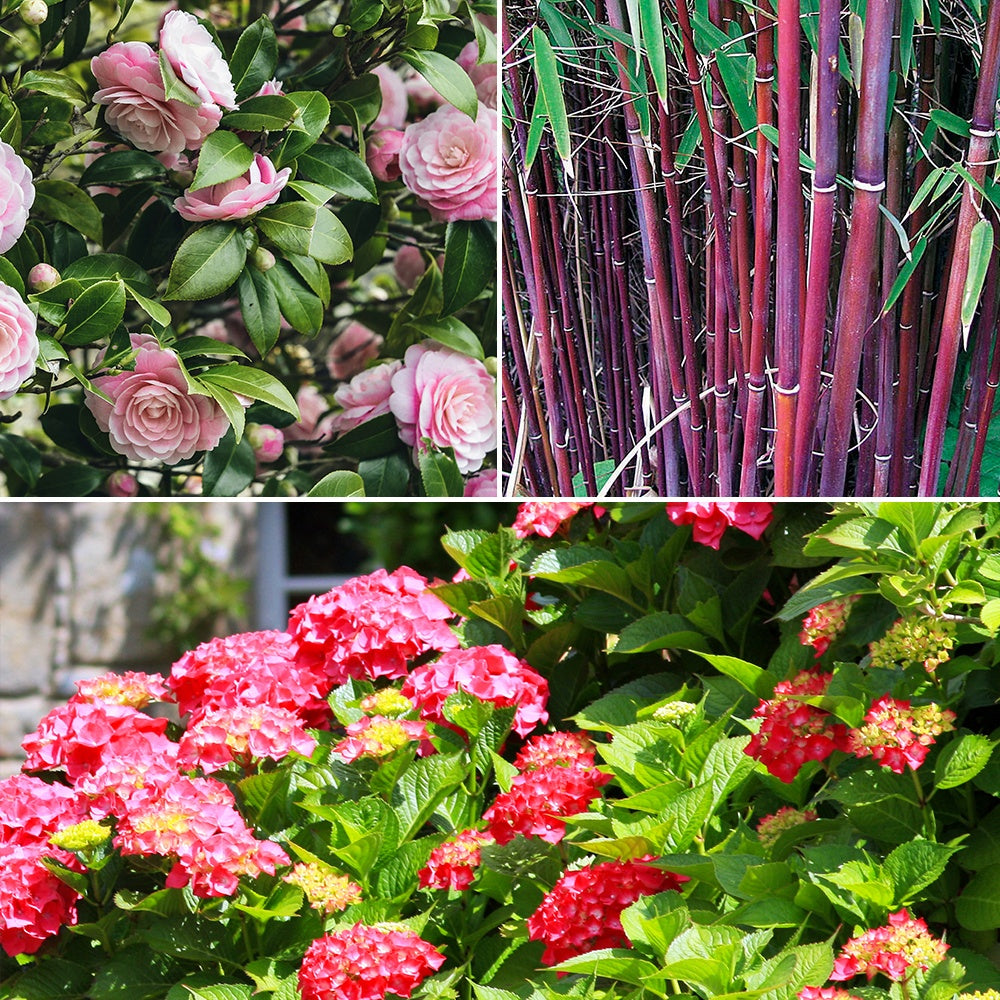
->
[[0, 0, 497, 497], [7, 501, 1000, 1000]]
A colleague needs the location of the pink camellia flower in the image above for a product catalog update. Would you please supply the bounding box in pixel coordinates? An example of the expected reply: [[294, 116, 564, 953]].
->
[[389, 341, 497, 474], [394, 245, 427, 290], [92, 42, 222, 154], [399, 102, 498, 222], [0, 283, 38, 400], [0, 141, 34, 254], [373, 64, 408, 131], [253, 78, 284, 98], [174, 154, 290, 221], [456, 41, 497, 109], [159, 10, 238, 110], [246, 422, 284, 463], [331, 360, 402, 435], [464, 468, 498, 496], [327, 322, 383, 380], [106, 470, 139, 497], [367, 129, 404, 182], [85, 335, 230, 464], [283, 383, 336, 447]]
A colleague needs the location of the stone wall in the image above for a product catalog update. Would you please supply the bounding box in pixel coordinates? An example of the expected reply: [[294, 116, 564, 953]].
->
[[0, 502, 258, 776]]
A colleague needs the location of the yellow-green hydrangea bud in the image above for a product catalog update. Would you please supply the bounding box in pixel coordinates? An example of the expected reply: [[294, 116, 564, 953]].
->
[[50, 819, 111, 851]]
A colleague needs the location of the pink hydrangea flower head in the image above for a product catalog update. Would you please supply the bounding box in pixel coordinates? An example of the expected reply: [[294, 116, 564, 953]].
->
[[287, 566, 459, 685], [0, 282, 38, 399], [333, 716, 433, 762], [298, 924, 446, 1000], [0, 841, 82, 956], [0, 775, 90, 848], [92, 41, 222, 153], [373, 64, 408, 131], [757, 805, 819, 849], [830, 909, 948, 982], [389, 341, 497, 474], [419, 828, 494, 889], [86, 336, 230, 464], [367, 128, 405, 182], [666, 501, 774, 548], [527, 858, 689, 967], [159, 10, 238, 109], [174, 153, 290, 221], [328, 322, 384, 381], [179, 702, 317, 772], [456, 41, 497, 109], [484, 761, 611, 844], [399, 102, 498, 221], [513, 731, 597, 770], [800, 596, 859, 657], [464, 468, 498, 496], [744, 670, 852, 782], [167, 629, 329, 726], [798, 990, 865, 1000], [284, 863, 362, 915], [72, 670, 171, 709], [402, 644, 549, 739], [513, 501, 595, 538], [849, 695, 956, 773], [331, 360, 402, 435], [0, 141, 34, 253]]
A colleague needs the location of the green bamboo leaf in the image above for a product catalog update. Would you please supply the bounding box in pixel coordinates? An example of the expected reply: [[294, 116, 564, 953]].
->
[[523, 91, 547, 173], [638, 0, 667, 101], [881, 237, 928, 314], [531, 27, 573, 176], [962, 218, 994, 334], [879, 204, 912, 259], [189, 132, 255, 192]]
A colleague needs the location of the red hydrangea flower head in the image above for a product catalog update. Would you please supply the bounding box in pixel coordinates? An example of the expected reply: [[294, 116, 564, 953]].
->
[[512, 502, 595, 538], [849, 696, 956, 773], [73, 670, 171, 708], [757, 806, 819, 849], [168, 629, 328, 726], [179, 703, 317, 772], [288, 567, 459, 686], [527, 857, 689, 967], [830, 909, 948, 982], [334, 716, 433, 762], [797, 989, 865, 1000], [744, 670, 851, 783], [484, 762, 612, 844], [665, 501, 773, 549], [298, 924, 446, 1000], [21, 700, 172, 782], [113, 775, 289, 897], [0, 841, 83, 956], [799, 596, 859, 657], [284, 863, 363, 915], [418, 828, 494, 889], [513, 731, 596, 770], [402, 644, 549, 739], [0, 774, 91, 847]]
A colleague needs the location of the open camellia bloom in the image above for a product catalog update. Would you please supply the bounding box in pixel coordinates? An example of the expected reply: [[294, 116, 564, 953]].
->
[[174, 154, 291, 221], [159, 10, 238, 110], [298, 924, 445, 1000], [0, 282, 38, 399], [0, 141, 34, 253], [331, 361, 402, 435], [85, 336, 230, 464], [528, 858, 689, 967]]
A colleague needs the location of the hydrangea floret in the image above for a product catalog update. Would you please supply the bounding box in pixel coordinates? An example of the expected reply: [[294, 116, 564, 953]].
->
[[799, 596, 859, 657], [283, 863, 363, 915], [418, 828, 495, 890], [869, 615, 959, 673], [757, 806, 819, 849], [849, 696, 956, 773], [830, 909, 949, 982]]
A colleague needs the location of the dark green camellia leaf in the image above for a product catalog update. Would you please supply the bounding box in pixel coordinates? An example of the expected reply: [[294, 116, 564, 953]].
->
[[400, 49, 480, 119], [328, 74, 382, 130], [189, 132, 255, 192], [198, 363, 299, 418], [442, 220, 496, 314], [266, 261, 323, 335], [297, 145, 378, 203], [165, 223, 247, 300], [19, 70, 89, 105], [257, 203, 352, 265], [359, 454, 411, 496], [202, 428, 256, 497], [0, 256, 25, 296], [272, 91, 332, 164], [325, 413, 400, 460], [229, 16, 278, 98], [222, 94, 301, 132], [33, 181, 103, 243], [158, 49, 202, 107], [0, 434, 42, 489], [405, 317, 484, 359], [419, 447, 464, 496], [35, 464, 106, 497], [237, 267, 281, 357], [61, 279, 127, 346], [80, 151, 168, 187], [17, 94, 74, 145], [307, 471, 366, 496]]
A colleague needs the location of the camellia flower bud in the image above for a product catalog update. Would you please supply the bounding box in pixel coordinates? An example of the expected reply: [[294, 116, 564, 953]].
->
[[19, 0, 47, 25], [27, 262, 60, 292], [251, 246, 275, 272], [246, 422, 283, 463], [106, 470, 138, 497]]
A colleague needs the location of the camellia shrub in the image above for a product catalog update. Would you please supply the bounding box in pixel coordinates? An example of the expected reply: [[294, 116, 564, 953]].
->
[[0, 0, 498, 498], [8, 501, 1000, 1000]]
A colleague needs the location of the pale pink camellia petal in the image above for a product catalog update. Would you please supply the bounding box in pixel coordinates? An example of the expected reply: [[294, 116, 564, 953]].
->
[[330, 360, 401, 435], [92, 41, 221, 154], [367, 128, 404, 182], [159, 10, 238, 110], [0, 283, 38, 400], [85, 334, 230, 464], [0, 141, 34, 254], [174, 153, 290, 221], [389, 341, 497, 475], [464, 468, 498, 496], [372, 64, 409, 131], [399, 102, 498, 222]]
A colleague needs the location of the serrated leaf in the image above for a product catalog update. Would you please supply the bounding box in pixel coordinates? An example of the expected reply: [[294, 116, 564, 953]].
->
[[936, 732, 997, 790], [390, 753, 467, 840], [956, 864, 1000, 930]]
